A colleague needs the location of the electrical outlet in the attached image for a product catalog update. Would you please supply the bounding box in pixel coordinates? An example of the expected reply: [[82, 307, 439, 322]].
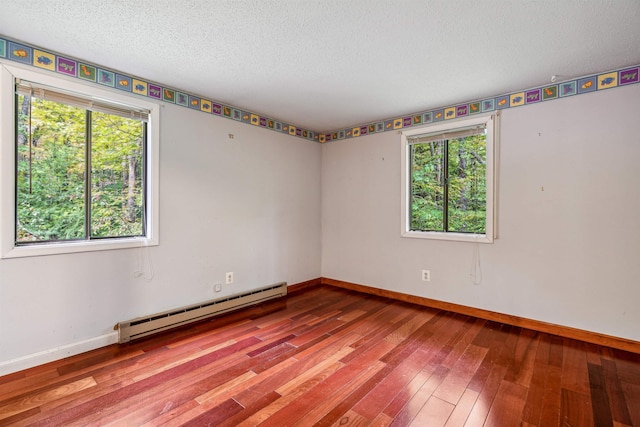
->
[[225, 272, 234, 285], [422, 270, 431, 282], [214, 283, 222, 292]]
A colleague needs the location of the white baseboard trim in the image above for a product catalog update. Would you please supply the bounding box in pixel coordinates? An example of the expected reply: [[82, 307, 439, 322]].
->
[[0, 332, 118, 377]]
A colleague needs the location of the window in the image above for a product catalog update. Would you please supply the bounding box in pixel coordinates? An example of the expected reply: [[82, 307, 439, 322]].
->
[[1, 64, 159, 257], [401, 114, 497, 243]]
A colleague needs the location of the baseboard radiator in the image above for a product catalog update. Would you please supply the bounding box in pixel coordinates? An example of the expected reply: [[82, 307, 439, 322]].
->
[[117, 282, 287, 343]]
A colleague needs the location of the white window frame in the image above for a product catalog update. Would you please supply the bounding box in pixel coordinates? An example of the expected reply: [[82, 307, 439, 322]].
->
[[400, 113, 497, 243], [0, 62, 160, 258]]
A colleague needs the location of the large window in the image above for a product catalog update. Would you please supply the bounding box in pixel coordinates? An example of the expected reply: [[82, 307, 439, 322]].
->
[[401, 114, 496, 243], [16, 82, 147, 243], [1, 64, 159, 257]]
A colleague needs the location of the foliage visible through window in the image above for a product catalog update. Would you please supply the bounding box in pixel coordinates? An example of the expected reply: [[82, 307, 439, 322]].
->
[[16, 88, 146, 244], [409, 129, 486, 234]]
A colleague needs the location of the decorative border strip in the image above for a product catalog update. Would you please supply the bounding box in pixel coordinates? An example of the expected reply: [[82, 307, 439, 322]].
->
[[318, 65, 640, 143], [2, 35, 638, 145], [0, 35, 318, 142]]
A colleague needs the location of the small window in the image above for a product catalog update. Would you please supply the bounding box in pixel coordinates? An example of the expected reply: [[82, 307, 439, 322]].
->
[[401, 114, 497, 243], [1, 64, 159, 257]]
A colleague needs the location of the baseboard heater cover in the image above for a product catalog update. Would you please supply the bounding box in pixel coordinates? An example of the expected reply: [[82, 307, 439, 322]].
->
[[117, 282, 287, 343]]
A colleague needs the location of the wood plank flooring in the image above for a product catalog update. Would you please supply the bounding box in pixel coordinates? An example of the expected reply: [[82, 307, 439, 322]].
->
[[1, 285, 639, 426]]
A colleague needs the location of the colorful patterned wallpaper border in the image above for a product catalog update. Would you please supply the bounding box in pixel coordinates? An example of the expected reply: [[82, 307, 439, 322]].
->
[[1, 35, 638, 144], [319, 65, 639, 143], [0, 36, 317, 142]]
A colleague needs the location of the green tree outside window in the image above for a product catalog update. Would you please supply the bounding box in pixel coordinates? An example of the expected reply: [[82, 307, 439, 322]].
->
[[16, 93, 145, 243]]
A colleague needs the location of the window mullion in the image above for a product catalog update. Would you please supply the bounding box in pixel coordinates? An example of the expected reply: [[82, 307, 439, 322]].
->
[[85, 110, 91, 240], [442, 139, 449, 232], [28, 94, 33, 195]]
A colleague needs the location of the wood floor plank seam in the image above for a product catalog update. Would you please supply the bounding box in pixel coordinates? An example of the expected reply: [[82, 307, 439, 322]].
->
[[1, 285, 639, 426]]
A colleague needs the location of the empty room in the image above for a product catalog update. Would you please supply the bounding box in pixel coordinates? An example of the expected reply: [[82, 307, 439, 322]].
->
[[0, 1, 639, 425]]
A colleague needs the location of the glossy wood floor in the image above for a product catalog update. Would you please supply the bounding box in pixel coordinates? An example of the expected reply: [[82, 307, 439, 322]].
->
[[1, 286, 639, 426]]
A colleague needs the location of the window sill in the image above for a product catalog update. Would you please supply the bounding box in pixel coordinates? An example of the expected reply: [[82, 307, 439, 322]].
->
[[402, 230, 493, 243], [2, 237, 158, 259]]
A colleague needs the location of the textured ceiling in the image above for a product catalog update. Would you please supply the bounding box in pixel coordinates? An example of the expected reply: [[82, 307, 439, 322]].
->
[[1, 0, 639, 132]]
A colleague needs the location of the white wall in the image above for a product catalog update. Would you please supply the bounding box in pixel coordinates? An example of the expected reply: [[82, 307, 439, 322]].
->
[[321, 84, 640, 342], [1, 70, 638, 376], [0, 103, 322, 373]]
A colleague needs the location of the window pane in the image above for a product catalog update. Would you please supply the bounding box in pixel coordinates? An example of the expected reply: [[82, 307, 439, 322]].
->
[[447, 135, 486, 233], [91, 112, 145, 238], [16, 95, 86, 242], [410, 141, 444, 231]]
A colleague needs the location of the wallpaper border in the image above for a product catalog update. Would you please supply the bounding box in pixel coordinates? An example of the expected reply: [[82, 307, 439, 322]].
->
[[1, 35, 637, 144], [318, 66, 639, 142], [0, 35, 317, 142]]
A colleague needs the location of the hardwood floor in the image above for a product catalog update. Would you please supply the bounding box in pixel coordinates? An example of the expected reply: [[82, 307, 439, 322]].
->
[[1, 285, 639, 426]]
